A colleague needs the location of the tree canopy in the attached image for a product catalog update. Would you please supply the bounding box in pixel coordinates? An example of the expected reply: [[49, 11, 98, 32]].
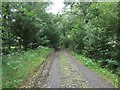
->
[[1, 2, 120, 73]]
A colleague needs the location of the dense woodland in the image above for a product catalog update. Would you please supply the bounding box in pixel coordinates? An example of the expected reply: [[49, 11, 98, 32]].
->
[[1, 2, 120, 76]]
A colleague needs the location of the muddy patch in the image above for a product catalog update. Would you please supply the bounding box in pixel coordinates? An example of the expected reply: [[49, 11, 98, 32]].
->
[[21, 52, 55, 88]]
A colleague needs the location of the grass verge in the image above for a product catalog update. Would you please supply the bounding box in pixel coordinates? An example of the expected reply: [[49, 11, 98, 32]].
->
[[2, 47, 53, 88], [70, 51, 118, 88]]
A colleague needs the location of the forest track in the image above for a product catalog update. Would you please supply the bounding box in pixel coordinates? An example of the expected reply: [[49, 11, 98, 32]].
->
[[28, 50, 115, 88]]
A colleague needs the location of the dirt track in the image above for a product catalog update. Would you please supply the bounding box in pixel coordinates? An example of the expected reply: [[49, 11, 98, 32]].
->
[[32, 50, 115, 88]]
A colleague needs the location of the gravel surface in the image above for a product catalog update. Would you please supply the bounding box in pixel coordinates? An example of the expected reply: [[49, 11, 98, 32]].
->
[[63, 50, 115, 88], [32, 50, 115, 88], [43, 51, 61, 88]]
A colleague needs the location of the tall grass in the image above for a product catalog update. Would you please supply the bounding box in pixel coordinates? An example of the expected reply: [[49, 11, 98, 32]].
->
[[70, 51, 118, 88], [2, 47, 53, 88]]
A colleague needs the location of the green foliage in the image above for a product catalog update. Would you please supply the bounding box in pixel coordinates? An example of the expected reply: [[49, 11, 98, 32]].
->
[[2, 47, 53, 88], [2, 2, 60, 53], [1, 2, 119, 88], [59, 2, 119, 72]]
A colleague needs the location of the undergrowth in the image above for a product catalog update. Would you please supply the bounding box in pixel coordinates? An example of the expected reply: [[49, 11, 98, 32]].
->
[[2, 47, 53, 88]]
